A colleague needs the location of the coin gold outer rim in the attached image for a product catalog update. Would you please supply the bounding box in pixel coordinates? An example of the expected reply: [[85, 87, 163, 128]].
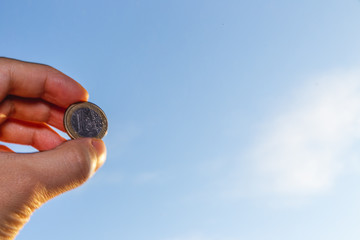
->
[[64, 102, 108, 139]]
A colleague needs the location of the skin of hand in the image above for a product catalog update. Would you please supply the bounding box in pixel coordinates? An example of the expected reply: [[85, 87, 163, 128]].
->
[[0, 57, 106, 239]]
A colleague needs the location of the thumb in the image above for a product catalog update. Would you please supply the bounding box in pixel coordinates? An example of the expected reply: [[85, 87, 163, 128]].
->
[[27, 138, 106, 198], [0, 139, 106, 239]]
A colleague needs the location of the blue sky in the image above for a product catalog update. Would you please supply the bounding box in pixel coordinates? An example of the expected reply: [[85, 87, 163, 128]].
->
[[2, 0, 360, 239]]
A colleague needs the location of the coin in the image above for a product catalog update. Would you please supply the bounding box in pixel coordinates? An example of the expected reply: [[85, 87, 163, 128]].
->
[[64, 102, 108, 139]]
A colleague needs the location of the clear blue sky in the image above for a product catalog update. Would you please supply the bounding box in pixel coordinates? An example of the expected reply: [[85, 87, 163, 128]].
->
[[2, 0, 360, 239]]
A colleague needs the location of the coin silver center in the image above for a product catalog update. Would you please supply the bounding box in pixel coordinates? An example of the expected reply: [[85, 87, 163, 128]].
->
[[70, 107, 103, 138]]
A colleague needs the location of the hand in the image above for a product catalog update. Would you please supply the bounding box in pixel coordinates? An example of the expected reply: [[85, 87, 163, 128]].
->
[[0, 58, 106, 239]]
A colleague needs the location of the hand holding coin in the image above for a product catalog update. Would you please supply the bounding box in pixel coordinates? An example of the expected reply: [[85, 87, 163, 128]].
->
[[0, 57, 106, 239]]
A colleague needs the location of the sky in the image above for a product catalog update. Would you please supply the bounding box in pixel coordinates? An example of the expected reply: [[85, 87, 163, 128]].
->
[[1, 0, 360, 239]]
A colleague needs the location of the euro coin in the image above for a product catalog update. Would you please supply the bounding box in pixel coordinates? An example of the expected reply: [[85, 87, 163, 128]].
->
[[64, 102, 108, 139]]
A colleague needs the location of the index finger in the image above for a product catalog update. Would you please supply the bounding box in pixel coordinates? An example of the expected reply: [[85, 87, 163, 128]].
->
[[0, 57, 89, 108]]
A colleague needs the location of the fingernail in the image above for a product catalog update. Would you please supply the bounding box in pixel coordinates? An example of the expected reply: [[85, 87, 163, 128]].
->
[[91, 139, 107, 171]]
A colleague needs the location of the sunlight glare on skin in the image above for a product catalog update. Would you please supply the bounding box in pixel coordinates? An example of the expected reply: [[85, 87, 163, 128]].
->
[[96, 148, 107, 171], [0, 113, 6, 122]]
